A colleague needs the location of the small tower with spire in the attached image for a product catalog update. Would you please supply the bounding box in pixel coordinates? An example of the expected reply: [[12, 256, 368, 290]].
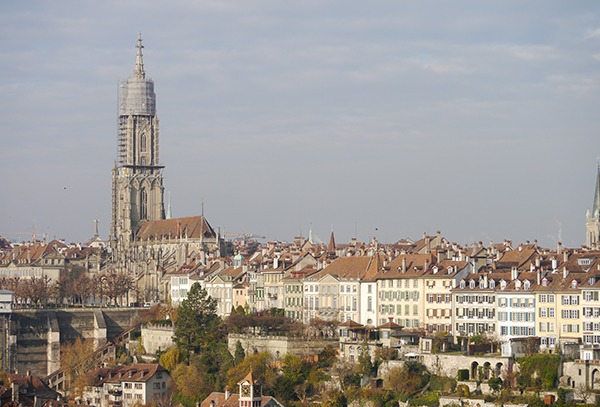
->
[[238, 371, 262, 407], [586, 163, 600, 248]]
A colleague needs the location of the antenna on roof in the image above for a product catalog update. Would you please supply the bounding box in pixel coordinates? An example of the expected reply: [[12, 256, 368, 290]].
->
[[201, 199, 204, 217]]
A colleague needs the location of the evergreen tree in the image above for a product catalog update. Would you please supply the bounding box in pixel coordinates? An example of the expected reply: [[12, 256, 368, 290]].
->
[[173, 283, 225, 354], [234, 340, 246, 365]]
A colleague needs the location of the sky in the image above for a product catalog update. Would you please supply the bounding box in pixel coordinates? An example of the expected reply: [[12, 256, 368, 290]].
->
[[1, 1, 599, 248]]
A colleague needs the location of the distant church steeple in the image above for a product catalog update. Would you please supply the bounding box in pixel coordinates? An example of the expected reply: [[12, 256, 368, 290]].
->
[[111, 34, 165, 249], [586, 164, 600, 248], [134, 33, 145, 79]]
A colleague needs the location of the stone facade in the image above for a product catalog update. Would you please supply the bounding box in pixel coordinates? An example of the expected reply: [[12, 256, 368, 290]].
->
[[141, 324, 174, 355], [228, 333, 337, 359]]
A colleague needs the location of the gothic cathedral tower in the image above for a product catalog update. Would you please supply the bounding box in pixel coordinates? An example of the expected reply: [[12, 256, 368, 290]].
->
[[111, 34, 165, 250], [586, 165, 600, 248]]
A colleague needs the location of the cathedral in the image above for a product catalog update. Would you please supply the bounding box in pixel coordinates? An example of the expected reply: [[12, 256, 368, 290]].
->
[[586, 165, 600, 249], [110, 35, 222, 302]]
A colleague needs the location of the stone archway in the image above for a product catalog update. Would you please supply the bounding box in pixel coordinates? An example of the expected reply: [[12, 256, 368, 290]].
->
[[592, 368, 599, 390], [495, 362, 503, 377], [483, 362, 491, 380], [471, 361, 479, 380]]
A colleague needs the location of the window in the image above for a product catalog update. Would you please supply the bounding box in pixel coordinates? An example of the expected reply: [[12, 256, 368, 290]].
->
[[135, 383, 143, 390], [140, 188, 148, 220]]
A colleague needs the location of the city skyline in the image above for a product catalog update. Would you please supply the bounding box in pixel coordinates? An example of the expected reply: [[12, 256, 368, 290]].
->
[[1, 1, 600, 246]]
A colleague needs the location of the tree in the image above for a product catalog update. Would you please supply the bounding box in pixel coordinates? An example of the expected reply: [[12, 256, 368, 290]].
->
[[358, 340, 373, 376], [384, 361, 429, 397], [173, 283, 225, 354], [171, 363, 207, 406], [159, 347, 185, 372], [234, 340, 246, 365], [488, 376, 503, 393], [226, 352, 276, 391], [60, 337, 95, 398]]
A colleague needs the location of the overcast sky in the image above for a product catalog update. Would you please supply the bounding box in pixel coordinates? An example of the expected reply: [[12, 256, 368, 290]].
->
[[1, 1, 599, 248]]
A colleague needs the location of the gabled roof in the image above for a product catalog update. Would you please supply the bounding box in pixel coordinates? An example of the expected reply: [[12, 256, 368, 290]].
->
[[307, 255, 381, 281], [103, 363, 167, 383], [238, 370, 259, 385], [377, 254, 435, 279], [135, 216, 216, 241], [496, 246, 537, 270], [338, 319, 365, 329]]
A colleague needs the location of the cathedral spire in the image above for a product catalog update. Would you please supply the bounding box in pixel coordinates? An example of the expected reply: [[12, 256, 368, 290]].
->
[[134, 33, 145, 79], [594, 163, 600, 218]]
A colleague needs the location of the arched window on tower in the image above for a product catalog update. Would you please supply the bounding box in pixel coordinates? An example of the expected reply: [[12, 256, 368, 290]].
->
[[140, 134, 147, 152], [140, 188, 148, 220]]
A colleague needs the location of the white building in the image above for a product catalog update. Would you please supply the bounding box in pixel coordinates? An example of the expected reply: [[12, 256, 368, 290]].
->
[[84, 364, 170, 407], [496, 275, 537, 356]]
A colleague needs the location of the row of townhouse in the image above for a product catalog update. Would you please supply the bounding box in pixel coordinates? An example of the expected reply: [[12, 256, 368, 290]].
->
[[165, 233, 600, 356]]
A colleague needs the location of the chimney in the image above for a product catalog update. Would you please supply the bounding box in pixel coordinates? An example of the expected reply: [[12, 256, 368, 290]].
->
[[401, 258, 406, 273], [424, 260, 429, 272], [552, 258, 558, 271], [225, 387, 231, 400], [563, 251, 569, 262], [535, 257, 540, 268], [483, 274, 488, 288], [511, 267, 518, 281], [11, 383, 19, 405], [563, 267, 569, 279], [537, 270, 541, 286], [557, 242, 563, 255]]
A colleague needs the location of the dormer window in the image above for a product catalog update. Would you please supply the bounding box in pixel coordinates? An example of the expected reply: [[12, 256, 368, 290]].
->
[[460, 280, 466, 289], [489, 280, 495, 289], [500, 280, 507, 290], [578, 258, 591, 266], [571, 280, 577, 288], [469, 280, 475, 289], [479, 280, 485, 289], [515, 280, 522, 290], [524, 281, 530, 290], [542, 277, 548, 287]]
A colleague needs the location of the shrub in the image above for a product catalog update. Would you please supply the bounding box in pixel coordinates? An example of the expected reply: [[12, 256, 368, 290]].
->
[[456, 384, 470, 397], [409, 392, 439, 406]]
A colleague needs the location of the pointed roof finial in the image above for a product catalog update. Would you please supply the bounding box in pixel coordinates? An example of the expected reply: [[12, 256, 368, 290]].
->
[[166, 192, 172, 219], [134, 33, 145, 79], [328, 226, 336, 252], [594, 162, 600, 217]]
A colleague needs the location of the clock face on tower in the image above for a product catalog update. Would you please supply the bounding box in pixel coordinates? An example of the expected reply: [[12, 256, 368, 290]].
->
[[241, 385, 250, 397]]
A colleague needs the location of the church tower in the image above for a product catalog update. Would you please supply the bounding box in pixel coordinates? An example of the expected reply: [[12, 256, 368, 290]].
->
[[111, 34, 165, 250], [586, 165, 600, 248], [237, 371, 262, 407]]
